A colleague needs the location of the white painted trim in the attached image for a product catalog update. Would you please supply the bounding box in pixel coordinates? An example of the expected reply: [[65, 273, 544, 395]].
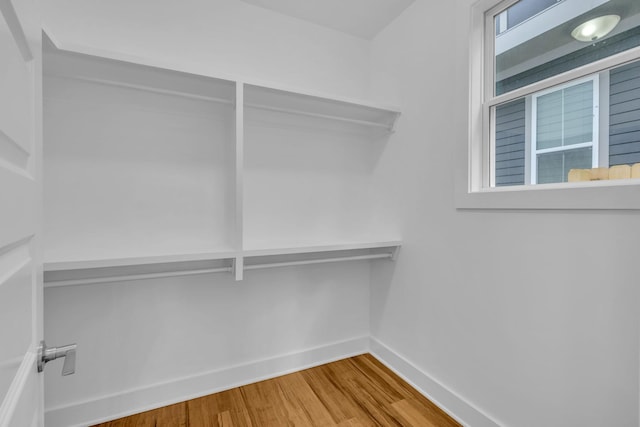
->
[[234, 82, 244, 281], [44, 336, 369, 427], [598, 71, 610, 168], [0, 352, 36, 427], [369, 337, 503, 427]]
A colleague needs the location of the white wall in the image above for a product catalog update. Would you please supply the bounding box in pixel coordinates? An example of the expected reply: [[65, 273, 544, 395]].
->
[[42, 0, 371, 99], [369, 1, 639, 426]]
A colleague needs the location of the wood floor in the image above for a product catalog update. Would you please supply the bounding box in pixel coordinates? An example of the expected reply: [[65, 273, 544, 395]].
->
[[92, 354, 460, 427]]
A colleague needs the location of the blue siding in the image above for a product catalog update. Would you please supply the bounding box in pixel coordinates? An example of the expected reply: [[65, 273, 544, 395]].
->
[[609, 61, 640, 166], [495, 99, 526, 186]]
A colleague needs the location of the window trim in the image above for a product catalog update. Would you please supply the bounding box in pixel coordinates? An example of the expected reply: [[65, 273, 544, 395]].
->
[[457, 0, 640, 210]]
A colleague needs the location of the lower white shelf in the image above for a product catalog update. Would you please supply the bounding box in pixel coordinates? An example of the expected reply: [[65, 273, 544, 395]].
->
[[244, 253, 393, 271], [43, 240, 401, 287], [43, 250, 238, 272]]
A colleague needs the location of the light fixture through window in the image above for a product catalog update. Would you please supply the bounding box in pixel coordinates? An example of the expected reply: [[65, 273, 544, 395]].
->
[[571, 15, 621, 42]]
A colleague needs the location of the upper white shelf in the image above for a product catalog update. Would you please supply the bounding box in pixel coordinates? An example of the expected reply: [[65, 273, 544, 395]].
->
[[43, 36, 236, 105], [43, 32, 400, 131], [244, 83, 400, 131]]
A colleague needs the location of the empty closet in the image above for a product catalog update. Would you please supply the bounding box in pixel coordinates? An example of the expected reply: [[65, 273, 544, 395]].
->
[[42, 35, 401, 426]]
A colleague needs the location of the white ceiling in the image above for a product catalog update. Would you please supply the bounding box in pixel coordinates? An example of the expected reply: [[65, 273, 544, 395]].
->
[[238, 0, 416, 39]]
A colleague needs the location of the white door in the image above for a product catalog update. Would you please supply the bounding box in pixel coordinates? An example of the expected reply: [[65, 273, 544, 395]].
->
[[0, 0, 43, 425]]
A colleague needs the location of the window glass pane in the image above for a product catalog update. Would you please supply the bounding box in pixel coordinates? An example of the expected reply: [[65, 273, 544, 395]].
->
[[536, 80, 594, 150], [503, 0, 559, 31], [494, 0, 640, 96], [537, 147, 592, 184], [536, 90, 563, 149], [563, 81, 593, 146]]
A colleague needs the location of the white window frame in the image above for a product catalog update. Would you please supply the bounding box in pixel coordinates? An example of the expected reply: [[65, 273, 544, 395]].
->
[[530, 75, 599, 184], [457, 0, 640, 210]]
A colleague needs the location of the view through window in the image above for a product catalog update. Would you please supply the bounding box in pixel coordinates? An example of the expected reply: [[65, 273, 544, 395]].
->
[[491, 0, 640, 186]]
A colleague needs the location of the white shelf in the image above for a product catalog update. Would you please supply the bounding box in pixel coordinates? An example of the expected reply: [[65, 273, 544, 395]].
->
[[44, 36, 236, 105], [44, 250, 238, 272], [43, 240, 401, 286], [43, 33, 400, 131], [244, 83, 400, 131], [242, 240, 402, 258]]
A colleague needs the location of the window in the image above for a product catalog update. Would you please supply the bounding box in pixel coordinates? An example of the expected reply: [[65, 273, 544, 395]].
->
[[466, 0, 640, 201], [532, 77, 598, 184]]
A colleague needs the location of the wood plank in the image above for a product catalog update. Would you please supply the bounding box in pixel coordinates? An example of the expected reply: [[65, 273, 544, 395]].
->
[[632, 163, 640, 178], [336, 418, 367, 427], [217, 411, 233, 427], [590, 167, 610, 181], [299, 359, 373, 424], [97, 355, 462, 427], [568, 169, 591, 182], [188, 388, 253, 427], [238, 377, 292, 426], [391, 399, 439, 427], [609, 164, 631, 180], [352, 355, 459, 427], [275, 371, 336, 426], [318, 358, 405, 426]]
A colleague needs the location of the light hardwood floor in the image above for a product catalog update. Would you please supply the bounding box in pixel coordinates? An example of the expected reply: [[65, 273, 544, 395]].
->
[[92, 354, 460, 427]]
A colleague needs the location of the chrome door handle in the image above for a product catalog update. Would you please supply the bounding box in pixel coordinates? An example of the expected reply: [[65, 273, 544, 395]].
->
[[37, 340, 77, 376]]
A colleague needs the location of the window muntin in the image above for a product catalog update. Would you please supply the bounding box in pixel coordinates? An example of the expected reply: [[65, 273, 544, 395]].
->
[[483, 0, 640, 189]]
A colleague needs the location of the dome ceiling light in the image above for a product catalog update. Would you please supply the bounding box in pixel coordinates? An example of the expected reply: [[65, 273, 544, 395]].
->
[[571, 15, 621, 42]]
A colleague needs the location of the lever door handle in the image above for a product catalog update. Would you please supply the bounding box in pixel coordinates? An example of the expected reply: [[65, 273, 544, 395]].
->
[[61, 347, 76, 376], [37, 340, 77, 376]]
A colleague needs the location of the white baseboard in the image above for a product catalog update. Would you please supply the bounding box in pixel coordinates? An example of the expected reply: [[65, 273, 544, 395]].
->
[[46, 336, 500, 427], [369, 337, 502, 427], [45, 336, 369, 427]]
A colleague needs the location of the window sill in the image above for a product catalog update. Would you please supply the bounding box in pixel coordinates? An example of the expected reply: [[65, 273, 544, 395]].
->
[[455, 178, 640, 210]]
